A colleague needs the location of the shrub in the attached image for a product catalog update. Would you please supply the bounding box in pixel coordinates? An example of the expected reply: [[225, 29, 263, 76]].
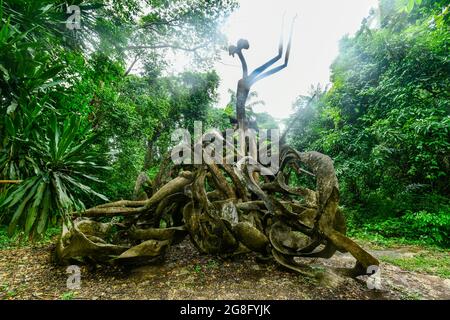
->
[[359, 208, 450, 247]]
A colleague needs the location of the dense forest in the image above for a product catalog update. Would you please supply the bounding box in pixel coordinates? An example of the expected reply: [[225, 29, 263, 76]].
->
[[0, 0, 238, 239], [0, 0, 449, 301], [288, 0, 449, 247]]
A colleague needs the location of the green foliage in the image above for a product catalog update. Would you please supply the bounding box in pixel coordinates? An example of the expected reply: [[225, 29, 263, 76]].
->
[[0, 283, 18, 299], [206, 259, 219, 269], [0, 0, 237, 238], [224, 89, 279, 130], [354, 208, 450, 247], [0, 4, 66, 179], [87, 68, 221, 200], [0, 115, 109, 238], [0, 225, 60, 249], [60, 291, 76, 300], [380, 250, 450, 278], [0, 1, 110, 237], [135, 0, 238, 67], [397, 0, 423, 13], [288, 0, 449, 247]]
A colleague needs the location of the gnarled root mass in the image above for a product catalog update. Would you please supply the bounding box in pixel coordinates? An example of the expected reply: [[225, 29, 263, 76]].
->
[[55, 145, 379, 278]]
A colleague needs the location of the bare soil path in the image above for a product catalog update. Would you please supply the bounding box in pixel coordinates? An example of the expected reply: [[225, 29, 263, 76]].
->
[[0, 238, 448, 300]]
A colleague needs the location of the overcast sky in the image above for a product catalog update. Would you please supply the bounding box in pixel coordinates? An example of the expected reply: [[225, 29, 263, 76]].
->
[[213, 0, 379, 120]]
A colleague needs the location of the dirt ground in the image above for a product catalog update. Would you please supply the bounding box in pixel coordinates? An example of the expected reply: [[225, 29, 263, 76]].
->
[[0, 237, 449, 300]]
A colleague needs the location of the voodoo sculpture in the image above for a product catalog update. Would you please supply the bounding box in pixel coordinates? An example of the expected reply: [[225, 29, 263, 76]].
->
[[55, 19, 379, 278]]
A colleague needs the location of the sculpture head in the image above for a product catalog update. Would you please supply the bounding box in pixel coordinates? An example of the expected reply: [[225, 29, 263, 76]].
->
[[228, 39, 250, 57], [237, 39, 250, 50], [228, 45, 237, 57]]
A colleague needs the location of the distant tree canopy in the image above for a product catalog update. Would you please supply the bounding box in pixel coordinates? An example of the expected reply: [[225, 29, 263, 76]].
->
[[0, 0, 237, 237]]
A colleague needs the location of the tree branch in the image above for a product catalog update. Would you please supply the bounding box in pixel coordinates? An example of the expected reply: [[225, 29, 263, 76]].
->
[[126, 43, 207, 52], [124, 52, 143, 76]]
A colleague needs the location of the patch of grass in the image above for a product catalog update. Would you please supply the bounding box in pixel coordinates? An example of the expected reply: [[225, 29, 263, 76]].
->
[[402, 291, 423, 300], [380, 251, 450, 279], [350, 231, 446, 250], [193, 264, 203, 273], [60, 291, 76, 300], [192, 259, 220, 273], [0, 283, 17, 299], [5, 289, 17, 299], [206, 259, 219, 269], [0, 226, 61, 249]]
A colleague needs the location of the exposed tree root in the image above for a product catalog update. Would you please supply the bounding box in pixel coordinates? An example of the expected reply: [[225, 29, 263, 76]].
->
[[55, 142, 379, 278]]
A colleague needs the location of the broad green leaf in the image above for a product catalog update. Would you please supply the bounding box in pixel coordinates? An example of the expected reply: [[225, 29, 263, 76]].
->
[[57, 116, 79, 160], [25, 181, 46, 235], [24, 206, 38, 236], [0, 177, 39, 209], [39, 65, 64, 82], [407, 0, 415, 13], [53, 173, 71, 208], [4, 116, 15, 136], [76, 173, 104, 183], [61, 174, 109, 202], [37, 187, 52, 235], [8, 181, 40, 236]]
